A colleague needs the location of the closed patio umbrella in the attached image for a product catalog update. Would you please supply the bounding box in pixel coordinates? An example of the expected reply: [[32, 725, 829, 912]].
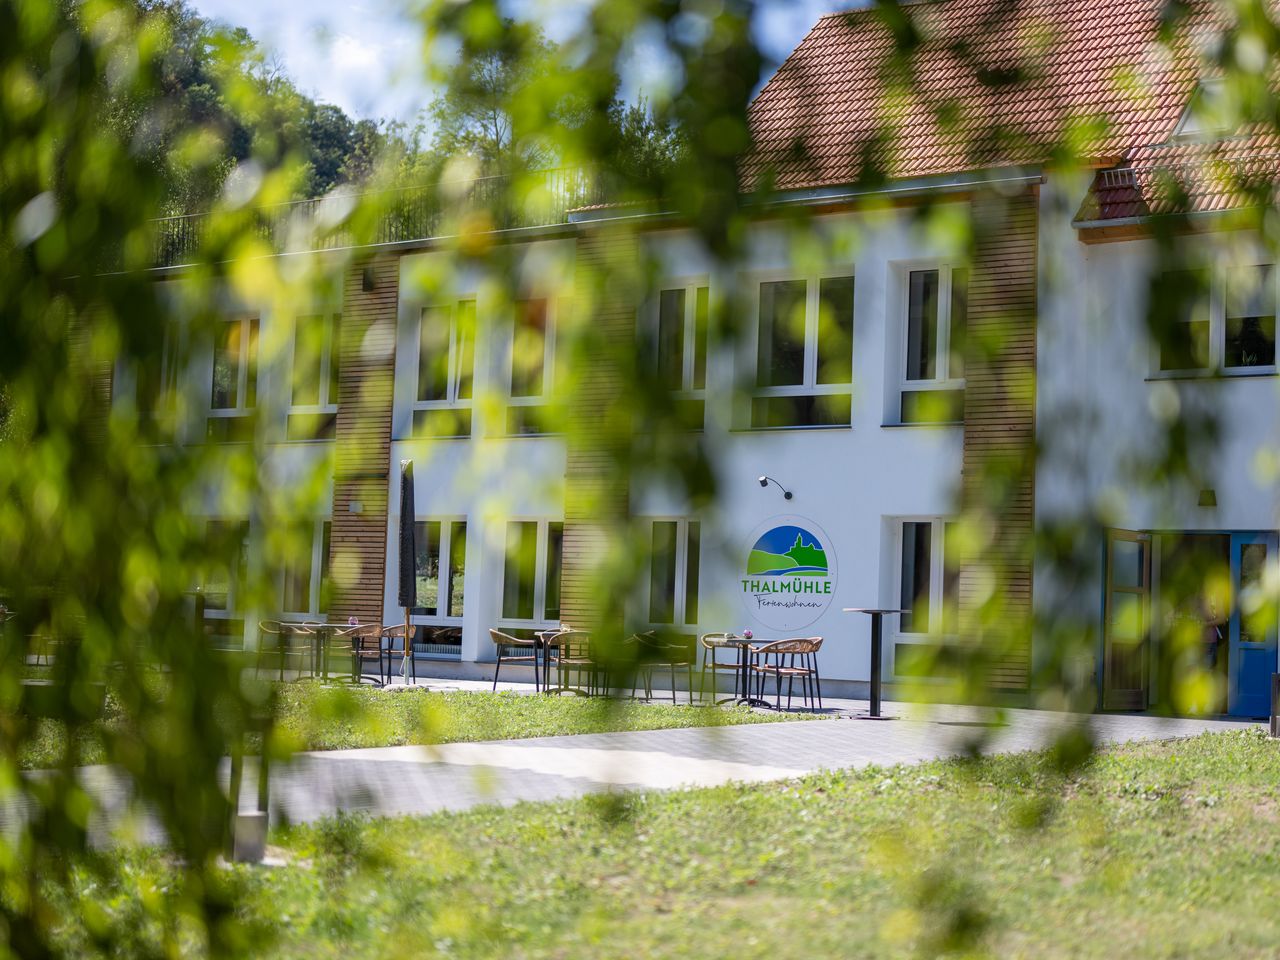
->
[[397, 460, 416, 677]]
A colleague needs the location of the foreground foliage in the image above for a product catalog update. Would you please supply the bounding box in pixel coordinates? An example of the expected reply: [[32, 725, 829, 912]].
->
[[55, 728, 1280, 958], [19, 685, 799, 768]]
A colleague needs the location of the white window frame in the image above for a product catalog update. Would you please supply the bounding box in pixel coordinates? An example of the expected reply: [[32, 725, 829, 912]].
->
[[897, 262, 966, 421], [412, 300, 475, 436], [409, 517, 468, 626], [893, 516, 958, 644], [208, 313, 259, 419], [748, 270, 856, 427], [202, 518, 250, 622], [649, 279, 710, 400], [505, 297, 558, 422], [1150, 259, 1278, 377], [498, 518, 564, 629], [288, 312, 341, 418], [279, 519, 332, 620], [643, 518, 701, 629]]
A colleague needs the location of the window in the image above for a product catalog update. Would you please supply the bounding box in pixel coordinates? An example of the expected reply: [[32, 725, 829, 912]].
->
[[208, 315, 259, 442], [646, 519, 701, 627], [1225, 264, 1275, 369], [653, 284, 709, 428], [751, 275, 854, 428], [1152, 264, 1276, 374], [507, 298, 554, 435], [900, 266, 966, 423], [411, 519, 467, 620], [288, 313, 341, 440], [202, 520, 249, 648], [280, 520, 332, 616], [898, 518, 959, 636], [501, 520, 564, 625], [414, 301, 475, 437], [135, 317, 180, 425]]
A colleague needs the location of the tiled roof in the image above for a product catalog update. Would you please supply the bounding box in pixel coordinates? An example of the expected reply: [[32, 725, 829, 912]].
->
[[1076, 131, 1280, 222], [745, 0, 1216, 191]]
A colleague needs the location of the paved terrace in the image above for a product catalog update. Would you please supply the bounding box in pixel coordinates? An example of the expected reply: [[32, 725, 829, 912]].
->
[[36, 679, 1259, 846]]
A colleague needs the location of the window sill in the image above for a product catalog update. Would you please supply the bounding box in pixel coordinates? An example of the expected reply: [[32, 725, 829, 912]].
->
[[1146, 368, 1278, 382], [729, 424, 852, 434], [880, 420, 963, 429]]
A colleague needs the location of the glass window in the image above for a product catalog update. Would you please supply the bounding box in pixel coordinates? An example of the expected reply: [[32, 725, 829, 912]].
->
[[693, 287, 709, 390], [319, 521, 332, 613], [413, 520, 466, 619], [282, 523, 314, 614], [752, 275, 855, 428], [1155, 269, 1211, 371], [413, 300, 475, 438], [1225, 264, 1275, 368], [447, 521, 466, 618], [511, 298, 548, 399], [817, 277, 855, 385], [414, 520, 441, 616], [204, 520, 248, 614], [757, 280, 807, 387], [906, 270, 939, 382], [949, 268, 968, 379], [649, 521, 678, 623], [685, 521, 701, 625], [544, 522, 563, 622], [658, 290, 686, 391], [942, 521, 960, 634], [503, 521, 538, 621], [900, 521, 932, 633], [417, 307, 452, 403]]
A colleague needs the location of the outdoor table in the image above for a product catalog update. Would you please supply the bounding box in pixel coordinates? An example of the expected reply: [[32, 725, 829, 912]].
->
[[842, 608, 905, 718], [720, 637, 775, 710], [535, 628, 565, 694]]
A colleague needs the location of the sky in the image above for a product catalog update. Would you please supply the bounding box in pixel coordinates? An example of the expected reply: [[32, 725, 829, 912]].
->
[[188, 0, 856, 124]]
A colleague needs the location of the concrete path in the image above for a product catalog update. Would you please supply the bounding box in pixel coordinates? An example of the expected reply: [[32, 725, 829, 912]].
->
[[261, 700, 1259, 826]]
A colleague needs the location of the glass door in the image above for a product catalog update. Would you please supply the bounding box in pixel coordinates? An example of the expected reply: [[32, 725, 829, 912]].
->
[[1102, 530, 1152, 710], [1228, 532, 1278, 718]]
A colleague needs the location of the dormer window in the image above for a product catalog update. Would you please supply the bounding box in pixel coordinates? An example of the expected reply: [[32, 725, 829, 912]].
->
[[1170, 79, 1229, 143]]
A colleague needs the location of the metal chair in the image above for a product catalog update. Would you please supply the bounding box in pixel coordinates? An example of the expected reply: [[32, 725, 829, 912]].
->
[[552, 630, 599, 696], [629, 631, 697, 703], [381, 624, 413, 683], [698, 632, 743, 702], [256, 621, 313, 680], [751, 637, 824, 711], [489, 628, 541, 691], [337, 623, 386, 685]]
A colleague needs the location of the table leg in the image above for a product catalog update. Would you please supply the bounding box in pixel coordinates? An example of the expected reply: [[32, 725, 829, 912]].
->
[[870, 613, 882, 718]]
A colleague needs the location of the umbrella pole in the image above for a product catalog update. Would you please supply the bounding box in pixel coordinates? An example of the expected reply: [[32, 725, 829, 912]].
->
[[403, 607, 411, 684]]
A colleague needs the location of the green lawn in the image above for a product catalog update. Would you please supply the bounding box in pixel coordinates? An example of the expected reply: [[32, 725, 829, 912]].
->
[[19, 684, 805, 768], [270, 684, 806, 753], [70, 727, 1280, 959]]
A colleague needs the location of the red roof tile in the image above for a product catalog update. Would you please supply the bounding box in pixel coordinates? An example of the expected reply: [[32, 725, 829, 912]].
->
[[745, 0, 1219, 191]]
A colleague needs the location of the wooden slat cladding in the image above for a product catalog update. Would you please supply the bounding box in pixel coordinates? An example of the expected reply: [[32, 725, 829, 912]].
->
[[960, 189, 1038, 691], [328, 255, 399, 625], [561, 229, 638, 637]]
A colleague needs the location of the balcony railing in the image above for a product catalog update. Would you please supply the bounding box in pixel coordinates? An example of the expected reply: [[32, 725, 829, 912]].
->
[[150, 167, 607, 268]]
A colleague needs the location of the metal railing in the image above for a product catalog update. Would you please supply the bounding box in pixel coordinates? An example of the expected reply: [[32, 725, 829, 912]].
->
[[150, 167, 608, 268]]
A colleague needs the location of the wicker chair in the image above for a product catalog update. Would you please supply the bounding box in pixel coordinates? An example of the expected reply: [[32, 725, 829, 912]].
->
[[336, 623, 386, 685], [489, 628, 541, 691], [698, 633, 743, 702], [381, 624, 413, 683], [551, 630, 598, 696], [256, 621, 314, 680], [629, 631, 697, 703], [751, 637, 824, 711]]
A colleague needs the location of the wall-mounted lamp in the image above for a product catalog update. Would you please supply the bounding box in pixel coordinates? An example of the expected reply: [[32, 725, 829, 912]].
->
[[758, 475, 793, 500]]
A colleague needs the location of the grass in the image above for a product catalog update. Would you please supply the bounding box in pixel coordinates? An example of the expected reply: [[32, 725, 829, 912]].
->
[[270, 683, 806, 753], [56, 727, 1280, 958], [17, 683, 806, 768]]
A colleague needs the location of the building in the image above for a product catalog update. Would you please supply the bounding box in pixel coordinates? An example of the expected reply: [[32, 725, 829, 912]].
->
[[128, 0, 1280, 716]]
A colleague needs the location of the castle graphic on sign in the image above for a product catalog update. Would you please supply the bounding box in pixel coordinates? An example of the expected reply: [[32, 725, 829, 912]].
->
[[740, 519, 837, 631]]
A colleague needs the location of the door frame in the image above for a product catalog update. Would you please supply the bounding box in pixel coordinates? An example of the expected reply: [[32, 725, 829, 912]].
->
[[1227, 531, 1279, 718], [1100, 529, 1152, 710]]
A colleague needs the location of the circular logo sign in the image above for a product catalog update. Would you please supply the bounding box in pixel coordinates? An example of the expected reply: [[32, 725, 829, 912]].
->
[[739, 516, 837, 633]]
